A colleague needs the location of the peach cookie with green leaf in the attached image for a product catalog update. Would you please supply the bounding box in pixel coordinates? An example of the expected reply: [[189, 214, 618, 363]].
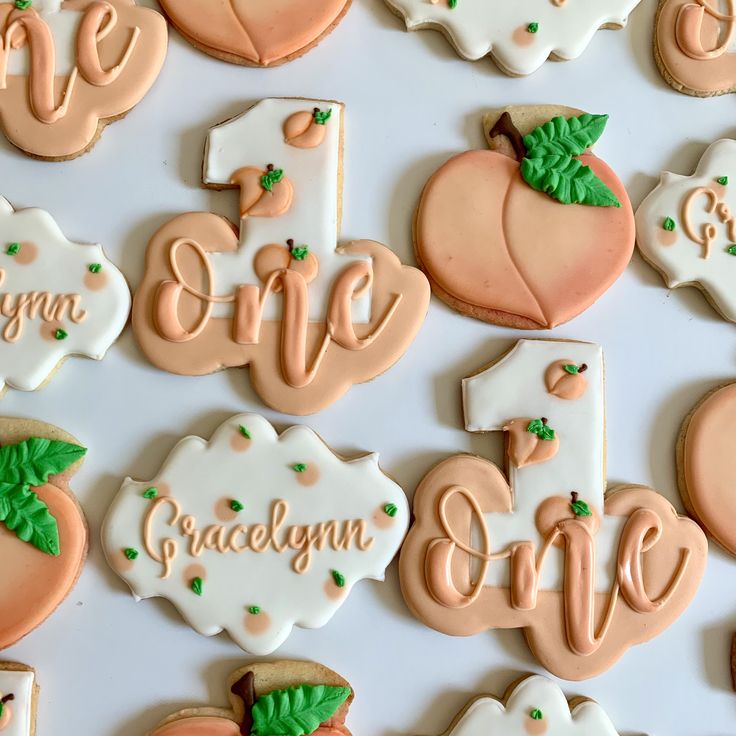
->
[[414, 105, 635, 329], [151, 660, 353, 736], [0, 418, 88, 650]]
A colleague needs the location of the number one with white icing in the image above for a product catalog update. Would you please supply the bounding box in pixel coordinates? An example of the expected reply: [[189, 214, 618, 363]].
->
[[399, 339, 707, 680], [132, 98, 429, 415]]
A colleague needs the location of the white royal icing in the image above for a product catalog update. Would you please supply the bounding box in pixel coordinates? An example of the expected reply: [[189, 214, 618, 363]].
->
[[384, 0, 642, 75], [203, 98, 370, 322], [102, 413, 409, 655], [0, 197, 130, 392], [1, 0, 82, 76], [463, 340, 623, 590], [636, 139, 736, 322], [449, 676, 621, 736], [0, 669, 34, 736]]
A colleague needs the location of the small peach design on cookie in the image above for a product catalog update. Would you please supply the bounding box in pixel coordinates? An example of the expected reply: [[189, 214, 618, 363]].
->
[[293, 462, 320, 487], [505, 417, 559, 467], [84, 263, 108, 291], [545, 360, 588, 400], [324, 570, 346, 600], [284, 108, 332, 148], [215, 497, 240, 522], [114, 547, 138, 573], [0, 692, 12, 730], [39, 320, 65, 342], [373, 503, 398, 529], [231, 425, 253, 452], [183, 563, 207, 588], [230, 165, 294, 218], [525, 708, 547, 736], [10, 241, 38, 265], [512, 25, 536, 47], [536, 492, 601, 549], [254, 241, 319, 293], [244, 606, 271, 635]]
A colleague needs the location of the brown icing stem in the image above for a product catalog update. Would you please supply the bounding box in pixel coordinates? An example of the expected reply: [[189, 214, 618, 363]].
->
[[489, 112, 526, 162], [0, 694, 14, 704], [230, 671, 255, 735]]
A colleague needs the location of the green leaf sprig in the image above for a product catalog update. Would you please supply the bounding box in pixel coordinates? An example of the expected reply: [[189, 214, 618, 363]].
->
[[0, 437, 87, 555], [313, 108, 332, 125], [251, 684, 351, 736], [519, 114, 620, 207], [527, 418, 555, 441], [261, 165, 285, 192], [570, 492, 592, 517]]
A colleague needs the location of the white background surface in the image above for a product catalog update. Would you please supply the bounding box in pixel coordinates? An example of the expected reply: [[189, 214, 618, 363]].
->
[[1, 0, 735, 734]]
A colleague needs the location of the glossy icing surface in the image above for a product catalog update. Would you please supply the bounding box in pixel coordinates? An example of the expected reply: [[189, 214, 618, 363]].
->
[[636, 139, 736, 321], [102, 414, 409, 654], [0, 197, 130, 392], [0, 669, 34, 736], [159, 0, 350, 66], [385, 0, 643, 74]]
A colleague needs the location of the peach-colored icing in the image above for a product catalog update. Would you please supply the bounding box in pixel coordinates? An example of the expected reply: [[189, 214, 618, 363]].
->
[[12, 241, 38, 265], [0, 284, 86, 342], [504, 417, 559, 468], [372, 506, 395, 529], [0, 700, 11, 730], [183, 562, 207, 585], [0, 478, 87, 650], [0, 0, 167, 159], [512, 25, 536, 47], [39, 319, 64, 342], [657, 227, 679, 245], [110, 547, 135, 573], [230, 167, 294, 218], [284, 110, 328, 148], [324, 577, 346, 600], [158, 0, 351, 66], [214, 497, 240, 522], [525, 716, 548, 736], [84, 269, 108, 291], [230, 430, 252, 452], [535, 496, 600, 549], [253, 244, 319, 291], [399, 454, 707, 680], [132, 212, 429, 415], [681, 383, 736, 555], [681, 185, 736, 257], [657, 0, 736, 95], [244, 609, 271, 634], [415, 150, 634, 329], [545, 360, 588, 400], [295, 463, 320, 486], [152, 717, 241, 736]]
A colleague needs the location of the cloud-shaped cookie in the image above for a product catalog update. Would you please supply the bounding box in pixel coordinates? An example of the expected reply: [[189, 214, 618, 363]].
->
[[383, 0, 643, 75], [102, 414, 409, 655], [0, 197, 130, 392], [636, 139, 736, 322], [447, 676, 621, 736]]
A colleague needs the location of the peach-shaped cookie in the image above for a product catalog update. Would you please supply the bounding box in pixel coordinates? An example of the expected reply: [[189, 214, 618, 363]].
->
[[415, 106, 634, 329], [151, 661, 353, 736], [0, 419, 88, 650], [158, 0, 351, 67]]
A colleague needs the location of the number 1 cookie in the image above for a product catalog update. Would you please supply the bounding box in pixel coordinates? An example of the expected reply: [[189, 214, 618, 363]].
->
[[384, 0, 643, 76], [0, 0, 167, 160], [0, 663, 38, 736], [132, 97, 429, 415], [414, 106, 634, 329], [150, 661, 352, 736], [0, 418, 88, 651], [399, 339, 707, 680]]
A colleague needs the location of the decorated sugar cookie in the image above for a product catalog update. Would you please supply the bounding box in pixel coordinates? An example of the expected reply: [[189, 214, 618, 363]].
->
[[636, 139, 736, 322], [414, 106, 634, 329], [132, 98, 429, 415], [384, 0, 643, 76], [399, 339, 707, 680], [158, 0, 351, 67], [0, 198, 130, 393], [0, 663, 38, 736], [678, 382, 736, 556], [102, 413, 409, 654], [0, 418, 88, 650], [0, 0, 167, 160], [150, 660, 352, 736], [654, 0, 736, 97], [436, 676, 624, 736]]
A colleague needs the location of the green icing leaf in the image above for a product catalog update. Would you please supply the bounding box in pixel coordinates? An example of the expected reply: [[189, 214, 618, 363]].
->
[[527, 22, 539, 33], [718, 176, 729, 186], [88, 263, 102, 273], [313, 109, 332, 125], [521, 155, 621, 207], [239, 425, 252, 439], [249, 605, 261, 615], [124, 547, 139, 560], [522, 114, 609, 159], [383, 503, 398, 517], [291, 246, 309, 261], [231, 499, 244, 512], [6, 242, 19, 255], [728, 245, 736, 255], [448, 0, 457, 7], [530, 709, 543, 721], [571, 499, 593, 517], [0, 482, 60, 555], [0, 437, 86, 486], [143, 487, 158, 499], [55, 329, 68, 341], [293, 463, 308, 473], [251, 684, 351, 736], [260, 168, 285, 192], [663, 217, 676, 231], [563, 364, 579, 374], [191, 577, 204, 596], [331, 569, 346, 588], [526, 419, 555, 441], [15, 0, 32, 8]]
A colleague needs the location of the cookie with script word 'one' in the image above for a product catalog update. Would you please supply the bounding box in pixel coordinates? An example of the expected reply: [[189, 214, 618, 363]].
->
[[414, 106, 634, 330], [0, 197, 130, 394], [400, 339, 707, 680], [384, 0, 643, 76], [435, 675, 632, 736], [654, 0, 736, 97], [0, 663, 39, 736], [0, 418, 88, 651], [132, 98, 429, 415], [103, 413, 409, 655], [0, 0, 167, 160], [158, 0, 351, 67], [150, 660, 353, 736], [636, 139, 736, 322]]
